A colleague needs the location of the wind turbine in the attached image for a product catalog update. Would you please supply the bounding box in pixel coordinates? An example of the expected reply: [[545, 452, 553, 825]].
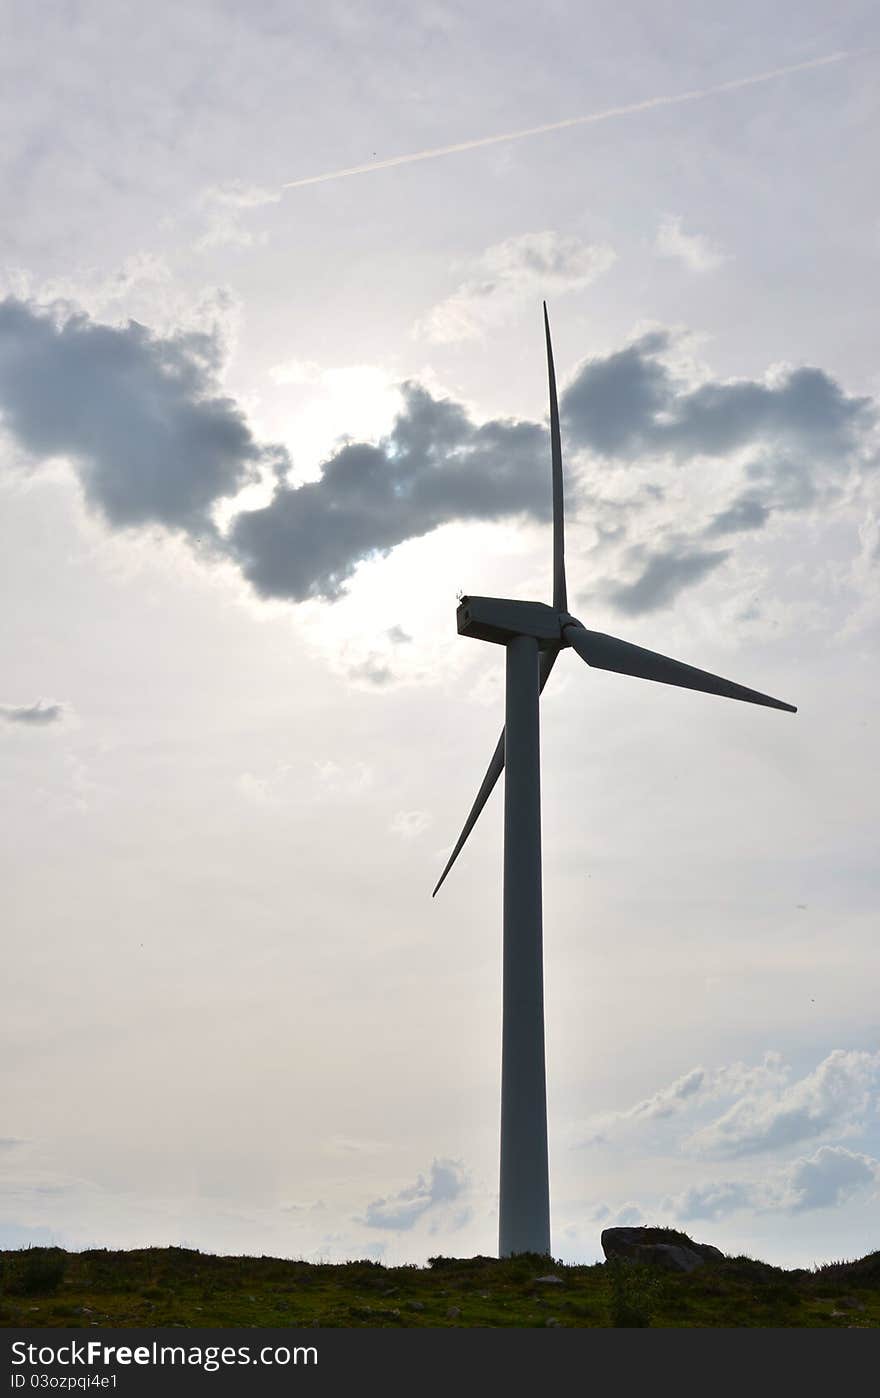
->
[[432, 304, 797, 1259]]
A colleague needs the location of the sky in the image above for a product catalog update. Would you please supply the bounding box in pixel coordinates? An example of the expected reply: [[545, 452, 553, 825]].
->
[[1, 0, 879, 1269]]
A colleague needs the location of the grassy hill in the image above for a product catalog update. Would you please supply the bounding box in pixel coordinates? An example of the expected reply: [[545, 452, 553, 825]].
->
[[1, 1241, 878, 1328]]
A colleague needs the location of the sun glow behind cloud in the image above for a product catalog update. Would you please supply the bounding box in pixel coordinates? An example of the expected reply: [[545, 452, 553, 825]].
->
[[266, 363, 403, 484]]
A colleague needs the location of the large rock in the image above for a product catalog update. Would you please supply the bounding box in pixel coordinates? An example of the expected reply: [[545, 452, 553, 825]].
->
[[601, 1227, 724, 1274]]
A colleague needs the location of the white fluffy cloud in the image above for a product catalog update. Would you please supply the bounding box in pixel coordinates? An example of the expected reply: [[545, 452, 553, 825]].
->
[[663, 1145, 880, 1220], [688, 1049, 880, 1158], [577, 1046, 880, 1155], [655, 215, 728, 272], [195, 182, 282, 250], [419, 231, 616, 342], [577, 1051, 790, 1147], [575, 1047, 880, 1248], [580, 1066, 708, 1144], [360, 1159, 468, 1231]]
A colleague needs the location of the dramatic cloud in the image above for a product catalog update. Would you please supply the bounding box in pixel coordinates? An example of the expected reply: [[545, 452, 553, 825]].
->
[[655, 216, 727, 272], [561, 331, 873, 464], [688, 1049, 880, 1159], [561, 332, 672, 456], [227, 384, 548, 601], [419, 231, 615, 342], [361, 1159, 467, 1231], [561, 332, 874, 611], [0, 297, 269, 535], [2, 297, 875, 615], [0, 700, 64, 727]]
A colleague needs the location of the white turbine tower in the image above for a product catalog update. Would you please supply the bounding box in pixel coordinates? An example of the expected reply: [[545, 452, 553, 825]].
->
[[433, 304, 797, 1259]]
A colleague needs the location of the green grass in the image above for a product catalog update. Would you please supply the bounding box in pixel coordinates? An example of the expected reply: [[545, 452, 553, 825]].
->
[[1, 1243, 878, 1328]]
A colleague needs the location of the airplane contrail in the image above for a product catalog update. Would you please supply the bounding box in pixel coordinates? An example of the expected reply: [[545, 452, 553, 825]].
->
[[283, 50, 852, 191]]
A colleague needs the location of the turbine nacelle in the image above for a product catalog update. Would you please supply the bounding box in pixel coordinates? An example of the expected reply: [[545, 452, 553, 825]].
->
[[457, 595, 563, 650]]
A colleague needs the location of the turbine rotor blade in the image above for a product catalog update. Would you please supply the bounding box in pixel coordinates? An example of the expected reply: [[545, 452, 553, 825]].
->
[[544, 302, 567, 614], [432, 648, 559, 897], [431, 730, 504, 899], [564, 621, 797, 713]]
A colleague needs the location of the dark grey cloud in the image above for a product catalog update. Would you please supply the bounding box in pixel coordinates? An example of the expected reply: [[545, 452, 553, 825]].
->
[[561, 332, 873, 463], [1, 298, 875, 617], [706, 492, 770, 536], [742, 452, 820, 512], [562, 332, 874, 613], [0, 700, 64, 727], [361, 1158, 466, 1231], [0, 296, 270, 534], [704, 453, 820, 544], [560, 333, 670, 456], [228, 384, 548, 600], [609, 546, 730, 615]]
